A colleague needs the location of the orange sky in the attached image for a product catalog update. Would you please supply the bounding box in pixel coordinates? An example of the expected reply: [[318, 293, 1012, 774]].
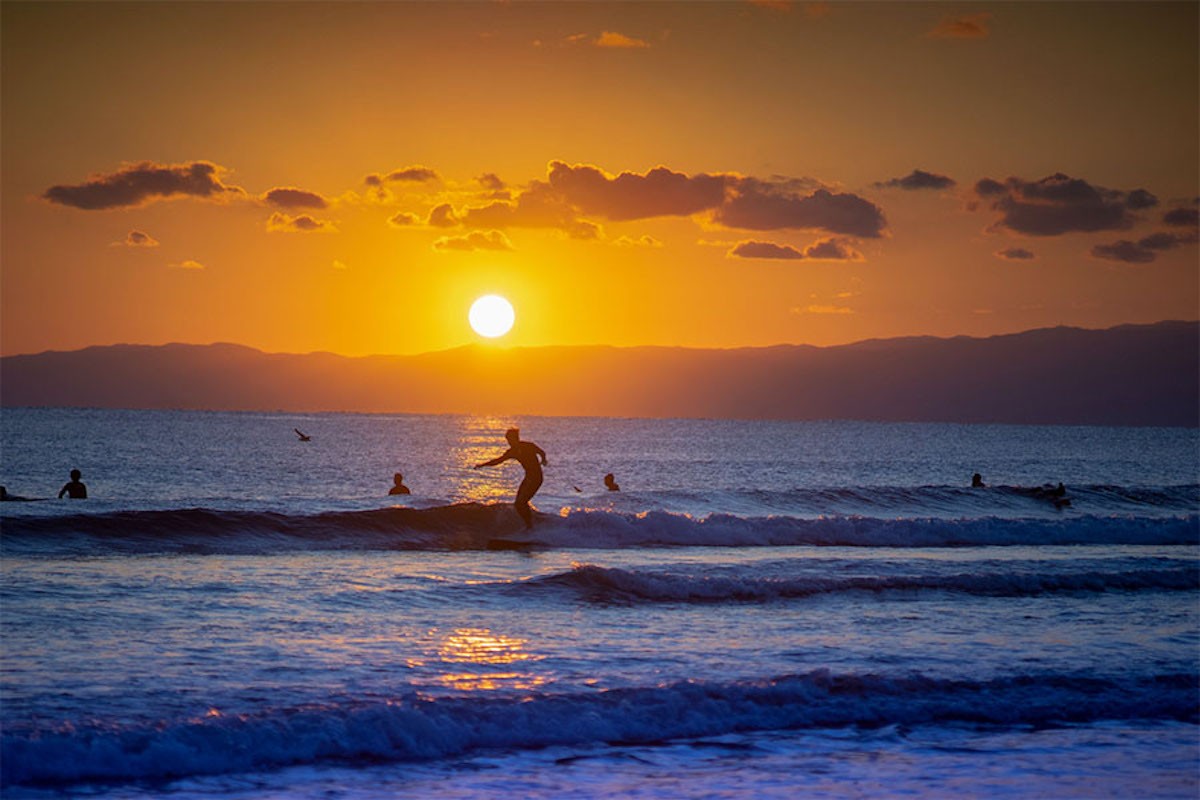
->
[[2, 1, 1197, 357]]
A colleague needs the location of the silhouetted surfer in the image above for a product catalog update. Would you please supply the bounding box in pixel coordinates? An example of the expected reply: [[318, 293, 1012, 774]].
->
[[971, 473, 985, 488], [58, 469, 87, 499], [475, 428, 547, 529], [604, 473, 620, 491], [388, 473, 410, 495], [294, 428, 311, 442]]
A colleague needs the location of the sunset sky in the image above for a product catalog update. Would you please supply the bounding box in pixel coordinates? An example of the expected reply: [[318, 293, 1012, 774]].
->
[[2, 1, 1197, 357]]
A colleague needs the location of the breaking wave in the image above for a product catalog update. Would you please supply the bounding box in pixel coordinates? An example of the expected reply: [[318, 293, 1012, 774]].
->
[[522, 563, 1200, 603], [2, 501, 1197, 556], [3, 669, 1195, 788]]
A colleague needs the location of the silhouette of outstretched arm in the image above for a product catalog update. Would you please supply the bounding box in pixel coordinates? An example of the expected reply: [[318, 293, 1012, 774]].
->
[[475, 450, 512, 469]]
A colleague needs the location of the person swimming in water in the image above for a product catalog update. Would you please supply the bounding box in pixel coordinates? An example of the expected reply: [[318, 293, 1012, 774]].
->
[[474, 428, 547, 529], [604, 473, 620, 491], [58, 469, 87, 499], [971, 473, 986, 488], [388, 472, 410, 495]]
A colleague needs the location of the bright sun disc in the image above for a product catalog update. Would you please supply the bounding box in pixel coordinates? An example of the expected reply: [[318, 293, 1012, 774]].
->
[[468, 295, 515, 338]]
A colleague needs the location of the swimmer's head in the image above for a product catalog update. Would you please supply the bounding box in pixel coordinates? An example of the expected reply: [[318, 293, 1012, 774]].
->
[[505, 428, 520, 445], [394, 473, 403, 483], [70, 469, 81, 481]]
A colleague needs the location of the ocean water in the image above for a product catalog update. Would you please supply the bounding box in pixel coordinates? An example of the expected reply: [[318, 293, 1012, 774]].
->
[[1, 408, 1197, 798]]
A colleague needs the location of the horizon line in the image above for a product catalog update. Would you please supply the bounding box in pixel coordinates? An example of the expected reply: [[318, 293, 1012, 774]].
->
[[2, 318, 1196, 361]]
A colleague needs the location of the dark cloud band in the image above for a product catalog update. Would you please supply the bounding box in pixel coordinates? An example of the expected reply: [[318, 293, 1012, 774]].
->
[[44, 161, 242, 210]]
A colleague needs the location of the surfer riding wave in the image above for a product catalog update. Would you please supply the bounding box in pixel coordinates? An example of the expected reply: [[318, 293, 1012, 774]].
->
[[474, 428, 548, 529]]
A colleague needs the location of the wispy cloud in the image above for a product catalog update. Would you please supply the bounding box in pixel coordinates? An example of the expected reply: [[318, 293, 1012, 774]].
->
[[793, 304, 855, 315], [168, 259, 206, 270], [563, 31, 651, 48], [927, 12, 991, 39], [595, 31, 651, 49], [613, 234, 663, 248], [995, 247, 1035, 261], [432, 230, 514, 252]]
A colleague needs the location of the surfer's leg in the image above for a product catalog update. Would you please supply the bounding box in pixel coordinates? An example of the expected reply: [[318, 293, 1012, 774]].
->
[[514, 498, 532, 528], [515, 475, 540, 528]]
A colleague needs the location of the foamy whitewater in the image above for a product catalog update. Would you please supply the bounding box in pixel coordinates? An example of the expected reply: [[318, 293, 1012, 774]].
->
[[2, 409, 1197, 798]]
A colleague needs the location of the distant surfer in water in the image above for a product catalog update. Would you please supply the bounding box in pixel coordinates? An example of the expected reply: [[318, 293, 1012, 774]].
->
[[388, 473, 410, 495], [294, 428, 311, 442], [475, 428, 547, 529], [971, 473, 985, 488], [58, 469, 87, 499], [604, 473, 620, 491]]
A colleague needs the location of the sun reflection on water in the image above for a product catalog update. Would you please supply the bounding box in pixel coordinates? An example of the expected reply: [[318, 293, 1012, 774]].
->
[[425, 627, 547, 692]]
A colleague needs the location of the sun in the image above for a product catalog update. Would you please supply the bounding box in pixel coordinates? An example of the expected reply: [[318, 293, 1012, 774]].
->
[[468, 295, 515, 338]]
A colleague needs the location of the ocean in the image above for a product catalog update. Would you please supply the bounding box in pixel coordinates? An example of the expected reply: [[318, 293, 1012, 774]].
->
[[1, 408, 1197, 798]]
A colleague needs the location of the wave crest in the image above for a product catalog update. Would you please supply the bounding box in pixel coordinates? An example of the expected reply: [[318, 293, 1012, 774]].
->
[[3, 669, 1194, 788]]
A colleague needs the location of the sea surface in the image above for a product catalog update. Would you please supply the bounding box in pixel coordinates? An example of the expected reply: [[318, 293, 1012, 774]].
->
[[1, 408, 1197, 798]]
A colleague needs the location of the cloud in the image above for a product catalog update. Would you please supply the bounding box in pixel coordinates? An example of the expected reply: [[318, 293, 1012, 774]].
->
[[995, 247, 1035, 260], [927, 12, 991, 39], [972, 173, 1157, 236], [169, 259, 206, 270], [332, 260, 348, 271], [715, 181, 887, 237], [427, 203, 460, 228], [266, 212, 336, 233], [117, 230, 159, 248], [1164, 206, 1199, 227], [595, 31, 651, 48], [432, 230, 514, 252], [874, 169, 956, 191], [43, 161, 243, 210], [1091, 229, 1199, 264], [477, 173, 506, 192], [263, 187, 329, 210], [450, 162, 885, 241], [387, 166, 439, 182], [794, 304, 855, 315], [1091, 240, 1157, 264], [613, 234, 663, 248], [565, 31, 651, 48], [544, 161, 728, 221], [388, 211, 421, 227], [364, 166, 439, 187], [458, 176, 591, 234], [729, 237, 863, 261]]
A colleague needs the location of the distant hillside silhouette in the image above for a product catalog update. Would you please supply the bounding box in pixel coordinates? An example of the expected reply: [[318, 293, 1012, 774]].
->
[[2, 322, 1197, 426]]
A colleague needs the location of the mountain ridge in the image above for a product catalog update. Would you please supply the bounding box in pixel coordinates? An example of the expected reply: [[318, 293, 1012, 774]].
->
[[3, 321, 1196, 426]]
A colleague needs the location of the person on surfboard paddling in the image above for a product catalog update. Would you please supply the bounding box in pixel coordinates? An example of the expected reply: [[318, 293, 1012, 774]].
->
[[474, 428, 547, 529]]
